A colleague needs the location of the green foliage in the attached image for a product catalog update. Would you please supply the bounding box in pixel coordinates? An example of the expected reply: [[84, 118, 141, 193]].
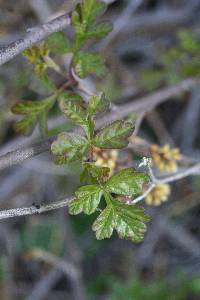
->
[[11, 95, 56, 135], [72, 0, 112, 49], [69, 168, 149, 241], [69, 185, 103, 215], [51, 132, 89, 163], [87, 92, 110, 116], [73, 51, 106, 78], [140, 29, 200, 90], [11, 0, 150, 244], [105, 168, 149, 197], [94, 120, 134, 149], [46, 31, 71, 54]]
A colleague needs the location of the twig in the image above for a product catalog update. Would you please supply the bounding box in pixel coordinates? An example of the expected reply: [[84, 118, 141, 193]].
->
[[0, 197, 73, 220], [0, 13, 71, 65], [131, 161, 200, 204]]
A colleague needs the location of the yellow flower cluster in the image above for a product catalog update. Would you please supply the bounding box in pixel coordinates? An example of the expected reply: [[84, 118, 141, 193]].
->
[[23, 42, 49, 75], [150, 144, 181, 173], [93, 147, 118, 176], [145, 183, 171, 206]]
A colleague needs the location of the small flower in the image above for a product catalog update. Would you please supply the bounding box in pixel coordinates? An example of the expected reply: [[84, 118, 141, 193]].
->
[[145, 183, 171, 206], [150, 144, 181, 173], [93, 147, 118, 176]]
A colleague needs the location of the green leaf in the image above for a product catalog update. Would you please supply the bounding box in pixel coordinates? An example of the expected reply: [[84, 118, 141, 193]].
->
[[58, 91, 84, 105], [87, 92, 110, 116], [46, 32, 71, 54], [59, 95, 95, 139], [69, 185, 103, 215], [59, 98, 86, 125], [12, 95, 56, 136], [86, 21, 113, 39], [51, 132, 89, 162], [72, 0, 107, 49], [105, 168, 149, 197], [111, 199, 150, 242], [73, 51, 106, 78], [14, 114, 38, 136], [94, 120, 134, 149], [92, 197, 150, 242], [92, 205, 115, 239]]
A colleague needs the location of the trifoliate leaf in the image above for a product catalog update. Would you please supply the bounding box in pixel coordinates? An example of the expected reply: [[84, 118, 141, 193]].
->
[[92, 205, 115, 239], [94, 120, 134, 149], [87, 92, 110, 116], [51, 132, 89, 162], [69, 185, 103, 215], [105, 168, 149, 197], [111, 199, 150, 242], [46, 32, 71, 54], [73, 51, 106, 78]]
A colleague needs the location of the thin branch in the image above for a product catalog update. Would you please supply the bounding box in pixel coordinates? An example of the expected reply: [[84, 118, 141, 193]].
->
[[0, 13, 71, 65], [0, 197, 73, 220], [0, 78, 197, 171], [131, 161, 200, 204]]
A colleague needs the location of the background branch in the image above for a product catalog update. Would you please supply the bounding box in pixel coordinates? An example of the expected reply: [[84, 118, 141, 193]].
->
[[0, 12, 71, 65]]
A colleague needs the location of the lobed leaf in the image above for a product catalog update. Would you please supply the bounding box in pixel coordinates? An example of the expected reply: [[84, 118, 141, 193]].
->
[[14, 114, 38, 136], [46, 32, 71, 54], [92, 197, 150, 242], [72, 0, 107, 49], [94, 120, 134, 149], [105, 168, 149, 197], [111, 199, 150, 242], [92, 205, 115, 239], [73, 51, 106, 78], [69, 185, 103, 215], [51, 132, 89, 162], [87, 92, 110, 116]]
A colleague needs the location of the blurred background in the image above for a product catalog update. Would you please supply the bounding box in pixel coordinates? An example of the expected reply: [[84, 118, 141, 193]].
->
[[0, 0, 200, 299]]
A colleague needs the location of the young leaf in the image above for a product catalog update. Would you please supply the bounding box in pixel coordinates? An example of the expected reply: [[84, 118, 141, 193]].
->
[[87, 92, 110, 116], [14, 114, 38, 136], [92, 205, 115, 239], [51, 132, 89, 162], [72, 0, 107, 49], [92, 197, 150, 242], [105, 168, 149, 197], [46, 32, 71, 54], [73, 51, 106, 78], [111, 199, 150, 242], [81, 162, 110, 183], [59, 98, 86, 126], [94, 120, 134, 149], [86, 21, 113, 39], [59, 95, 95, 139], [69, 185, 103, 215], [12, 96, 56, 136]]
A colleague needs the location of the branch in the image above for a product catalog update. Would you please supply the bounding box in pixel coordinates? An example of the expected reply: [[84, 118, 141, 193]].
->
[[0, 197, 72, 220], [131, 161, 200, 204], [0, 13, 71, 65], [0, 78, 198, 171]]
